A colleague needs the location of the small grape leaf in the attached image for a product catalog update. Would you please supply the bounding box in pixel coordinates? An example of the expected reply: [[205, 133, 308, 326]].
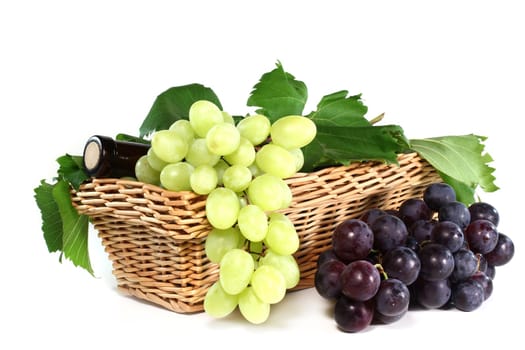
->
[[247, 61, 307, 122], [57, 154, 89, 190], [139, 83, 222, 138], [301, 124, 410, 172], [34, 180, 63, 254], [410, 135, 498, 195], [307, 90, 369, 126], [115, 133, 151, 144]]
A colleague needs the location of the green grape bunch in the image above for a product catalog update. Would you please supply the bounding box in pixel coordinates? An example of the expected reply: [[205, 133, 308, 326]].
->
[[134, 100, 317, 324]]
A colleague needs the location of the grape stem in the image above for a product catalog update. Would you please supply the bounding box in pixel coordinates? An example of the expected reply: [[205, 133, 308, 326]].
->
[[374, 263, 389, 280]]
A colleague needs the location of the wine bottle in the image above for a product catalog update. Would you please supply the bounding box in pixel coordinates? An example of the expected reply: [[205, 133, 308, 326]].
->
[[82, 135, 150, 178]]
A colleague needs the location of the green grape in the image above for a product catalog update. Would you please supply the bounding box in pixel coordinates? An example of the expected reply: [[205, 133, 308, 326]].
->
[[169, 119, 195, 144], [279, 180, 293, 209], [238, 287, 270, 324], [238, 193, 248, 207], [259, 250, 300, 289], [288, 148, 304, 172], [222, 165, 252, 192], [146, 148, 168, 172], [205, 226, 242, 263], [249, 240, 264, 266], [255, 143, 297, 179], [213, 159, 229, 186], [190, 164, 218, 195], [222, 111, 235, 125], [203, 281, 238, 318], [159, 162, 194, 191], [236, 114, 271, 145], [219, 248, 254, 295], [248, 163, 263, 177], [270, 115, 317, 149], [268, 212, 289, 222], [223, 137, 256, 166], [189, 100, 224, 137], [206, 122, 241, 156], [247, 174, 290, 212], [251, 264, 286, 304], [135, 155, 160, 185], [206, 187, 240, 229], [237, 204, 268, 242], [151, 130, 189, 163], [185, 138, 220, 167], [265, 215, 299, 255]]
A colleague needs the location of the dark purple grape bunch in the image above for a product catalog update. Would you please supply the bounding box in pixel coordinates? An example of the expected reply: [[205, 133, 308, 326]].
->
[[314, 182, 515, 332], [314, 218, 412, 332]]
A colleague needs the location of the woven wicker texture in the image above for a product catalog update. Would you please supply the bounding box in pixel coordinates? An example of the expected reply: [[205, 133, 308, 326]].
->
[[71, 152, 441, 313]]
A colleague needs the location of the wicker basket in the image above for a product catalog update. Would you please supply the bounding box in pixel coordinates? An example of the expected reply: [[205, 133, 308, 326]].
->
[[71, 152, 441, 313]]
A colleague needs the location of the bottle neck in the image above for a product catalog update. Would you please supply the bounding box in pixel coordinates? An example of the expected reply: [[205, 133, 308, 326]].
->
[[83, 135, 150, 178]]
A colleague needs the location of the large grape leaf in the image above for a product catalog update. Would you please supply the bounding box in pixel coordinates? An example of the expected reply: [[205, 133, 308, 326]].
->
[[247, 61, 307, 122], [34, 180, 63, 254], [139, 84, 222, 138], [307, 90, 369, 127], [301, 124, 410, 172], [52, 179, 93, 275], [410, 135, 498, 196]]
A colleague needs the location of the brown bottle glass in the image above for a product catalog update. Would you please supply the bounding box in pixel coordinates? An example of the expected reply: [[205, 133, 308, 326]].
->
[[82, 135, 150, 178]]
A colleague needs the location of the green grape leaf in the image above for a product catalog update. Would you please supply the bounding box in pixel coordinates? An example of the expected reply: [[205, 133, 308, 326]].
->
[[57, 154, 89, 190], [52, 179, 93, 275], [301, 124, 410, 172], [410, 135, 498, 197], [247, 61, 307, 122], [34, 180, 64, 254], [307, 90, 369, 126], [139, 83, 222, 138], [115, 133, 151, 144]]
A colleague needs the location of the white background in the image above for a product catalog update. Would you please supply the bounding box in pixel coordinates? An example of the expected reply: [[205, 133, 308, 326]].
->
[[1, 0, 523, 348]]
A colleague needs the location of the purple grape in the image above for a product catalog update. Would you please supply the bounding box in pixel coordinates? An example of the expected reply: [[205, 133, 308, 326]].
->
[[405, 236, 420, 252], [314, 260, 346, 299], [334, 297, 374, 333], [423, 183, 456, 211], [360, 208, 387, 226], [452, 248, 478, 282], [370, 214, 408, 253], [332, 219, 374, 263], [469, 202, 500, 226], [430, 221, 464, 253], [418, 243, 455, 281], [484, 233, 514, 266], [414, 278, 451, 309], [438, 201, 471, 229], [465, 219, 499, 254], [375, 279, 410, 317], [373, 309, 407, 325], [398, 198, 433, 227], [453, 279, 484, 312], [382, 246, 421, 285], [340, 260, 381, 301], [470, 272, 493, 300], [410, 219, 437, 244], [485, 265, 496, 280], [317, 249, 339, 268]]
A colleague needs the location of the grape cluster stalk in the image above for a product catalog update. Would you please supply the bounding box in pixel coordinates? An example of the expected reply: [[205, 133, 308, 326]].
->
[[315, 182, 515, 332], [134, 100, 317, 324]]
